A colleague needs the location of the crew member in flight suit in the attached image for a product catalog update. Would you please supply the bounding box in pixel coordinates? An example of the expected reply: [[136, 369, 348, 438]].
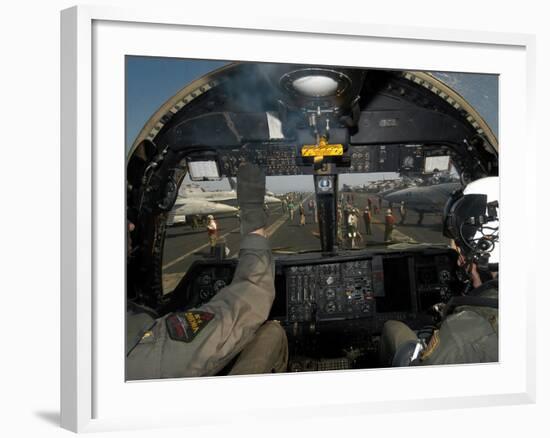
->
[[126, 164, 288, 379], [281, 198, 288, 214], [346, 209, 362, 249], [384, 209, 395, 241], [206, 214, 218, 250], [378, 177, 499, 366], [363, 206, 372, 235]]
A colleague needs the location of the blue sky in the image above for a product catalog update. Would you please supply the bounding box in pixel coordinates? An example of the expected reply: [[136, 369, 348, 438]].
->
[[125, 56, 228, 150]]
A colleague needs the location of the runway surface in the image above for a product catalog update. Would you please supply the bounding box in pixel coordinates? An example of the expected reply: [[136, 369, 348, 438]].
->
[[162, 192, 449, 293]]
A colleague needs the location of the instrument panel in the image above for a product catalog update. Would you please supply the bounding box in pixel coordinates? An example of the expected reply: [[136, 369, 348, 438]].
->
[[180, 249, 458, 331], [185, 264, 234, 309], [215, 144, 427, 177], [286, 260, 377, 323]]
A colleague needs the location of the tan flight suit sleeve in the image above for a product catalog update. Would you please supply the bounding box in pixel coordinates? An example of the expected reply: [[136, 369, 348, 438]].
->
[[126, 233, 275, 380]]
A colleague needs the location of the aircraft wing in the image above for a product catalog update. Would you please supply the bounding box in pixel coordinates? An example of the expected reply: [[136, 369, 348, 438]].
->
[[382, 182, 461, 214], [172, 198, 238, 216]]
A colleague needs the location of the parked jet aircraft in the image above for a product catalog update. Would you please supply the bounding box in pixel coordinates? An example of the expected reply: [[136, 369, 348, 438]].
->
[[180, 183, 281, 205], [167, 198, 238, 225], [169, 179, 280, 225], [382, 182, 462, 224]]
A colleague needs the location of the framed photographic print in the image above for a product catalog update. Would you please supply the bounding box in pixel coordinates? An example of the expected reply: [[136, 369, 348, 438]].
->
[[61, 5, 536, 432]]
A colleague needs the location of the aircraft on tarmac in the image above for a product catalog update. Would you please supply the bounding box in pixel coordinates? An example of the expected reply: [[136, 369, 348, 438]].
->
[[167, 198, 238, 226], [382, 181, 462, 224], [181, 180, 281, 205], [168, 179, 281, 225]]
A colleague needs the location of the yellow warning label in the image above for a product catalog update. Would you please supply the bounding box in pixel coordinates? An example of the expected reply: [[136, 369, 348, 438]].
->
[[301, 137, 343, 158]]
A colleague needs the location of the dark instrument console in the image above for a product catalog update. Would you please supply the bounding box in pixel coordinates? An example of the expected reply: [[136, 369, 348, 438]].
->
[[286, 260, 377, 323], [178, 248, 458, 334], [215, 144, 427, 177], [283, 251, 457, 330], [166, 247, 459, 371]]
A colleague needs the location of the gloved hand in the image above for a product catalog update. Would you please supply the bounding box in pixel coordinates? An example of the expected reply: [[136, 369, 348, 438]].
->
[[237, 163, 267, 235]]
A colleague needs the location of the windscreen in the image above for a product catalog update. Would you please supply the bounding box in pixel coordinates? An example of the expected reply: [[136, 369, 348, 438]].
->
[[161, 168, 458, 294]]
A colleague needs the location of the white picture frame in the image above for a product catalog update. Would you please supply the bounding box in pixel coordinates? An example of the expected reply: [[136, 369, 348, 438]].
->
[[60, 5, 536, 433]]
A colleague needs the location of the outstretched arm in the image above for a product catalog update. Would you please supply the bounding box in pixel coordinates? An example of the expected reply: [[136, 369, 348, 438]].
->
[[177, 231, 275, 376]]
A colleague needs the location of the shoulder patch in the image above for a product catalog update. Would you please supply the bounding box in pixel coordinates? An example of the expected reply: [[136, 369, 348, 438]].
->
[[420, 329, 440, 361], [165, 311, 215, 343]]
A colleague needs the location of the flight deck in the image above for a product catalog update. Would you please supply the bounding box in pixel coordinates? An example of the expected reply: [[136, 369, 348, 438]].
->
[[162, 192, 448, 294]]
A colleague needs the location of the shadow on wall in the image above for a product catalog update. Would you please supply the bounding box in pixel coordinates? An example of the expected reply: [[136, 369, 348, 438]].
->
[[34, 411, 59, 427]]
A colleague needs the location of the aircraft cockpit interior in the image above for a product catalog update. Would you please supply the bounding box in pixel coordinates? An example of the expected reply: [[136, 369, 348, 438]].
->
[[126, 62, 498, 373]]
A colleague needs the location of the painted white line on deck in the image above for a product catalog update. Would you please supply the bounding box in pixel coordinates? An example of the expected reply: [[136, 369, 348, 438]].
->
[[163, 196, 307, 270], [265, 213, 289, 237], [266, 193, 314, 236], [162, 203, 286, 270], [162, 225, 241, 270]]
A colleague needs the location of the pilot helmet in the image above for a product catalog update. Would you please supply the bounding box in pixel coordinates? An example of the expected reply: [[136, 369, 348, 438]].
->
[[207, 215, 214, 220], [443, 176, 499, 271], [386, 209, 392, 215]]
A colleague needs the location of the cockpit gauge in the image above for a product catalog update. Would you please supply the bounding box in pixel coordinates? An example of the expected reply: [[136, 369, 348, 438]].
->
[[325, 301, 337, 313], [317, 177, 333, 192], [402, 155, 415, 169], [198, 274, 212, 285], [213, 279, 227, 293], [439, 270, 451, 282], [199, 288, 210, 300]]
